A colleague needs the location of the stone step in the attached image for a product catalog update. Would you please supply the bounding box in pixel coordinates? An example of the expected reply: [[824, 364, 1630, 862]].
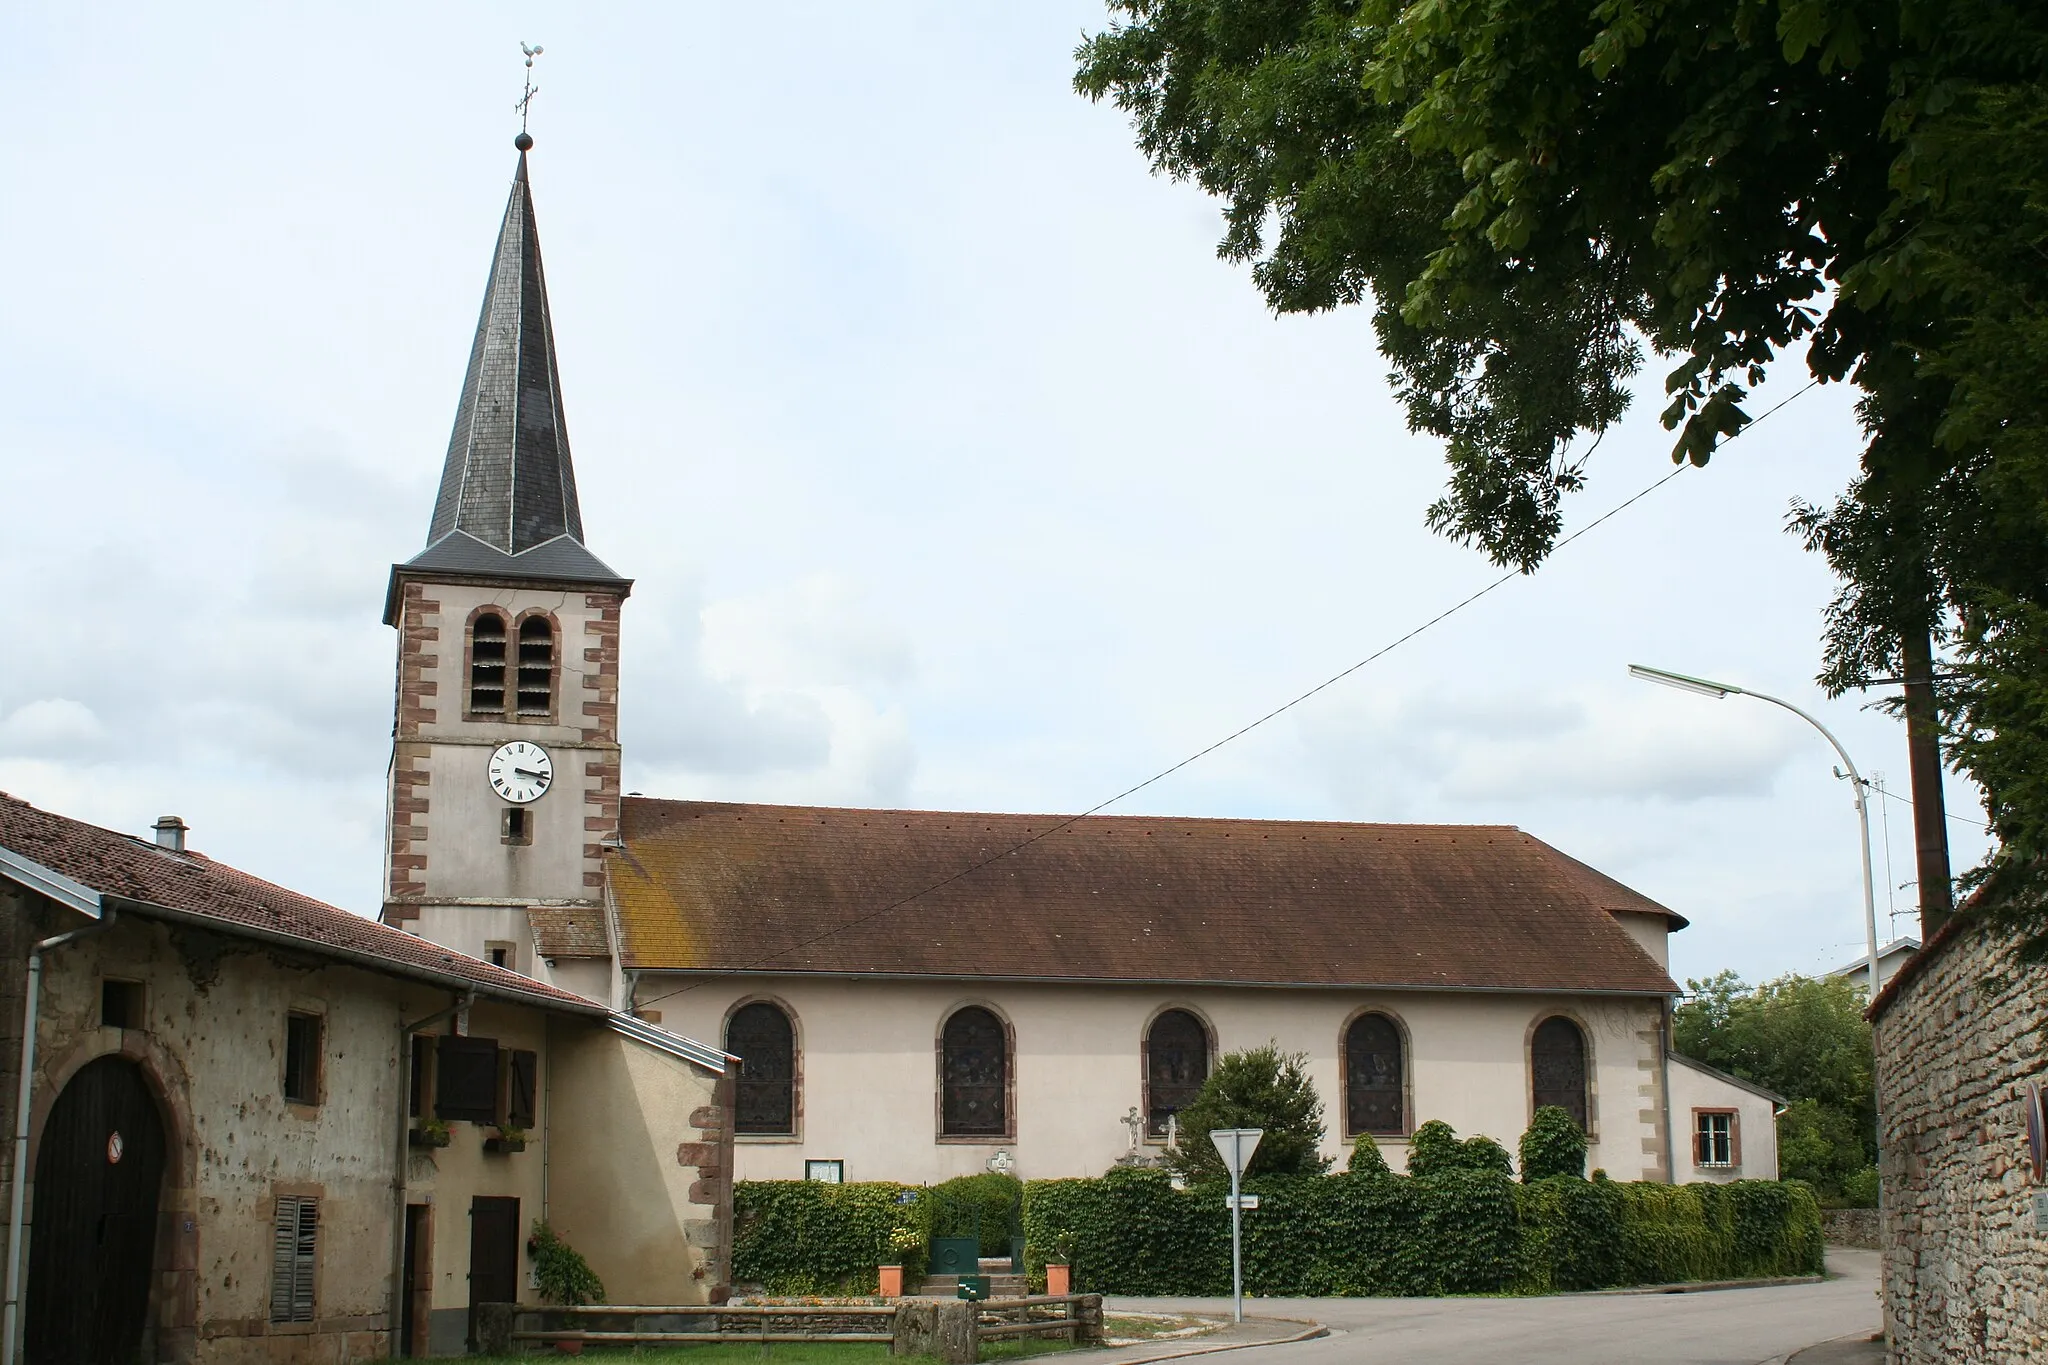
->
[[918, 1272, 1028, 1299]]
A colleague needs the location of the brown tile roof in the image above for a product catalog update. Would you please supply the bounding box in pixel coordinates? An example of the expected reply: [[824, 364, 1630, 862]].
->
[[0, 791, 603, 1014], [530, 904, 612, 960], [610, 798, 1684, 994]]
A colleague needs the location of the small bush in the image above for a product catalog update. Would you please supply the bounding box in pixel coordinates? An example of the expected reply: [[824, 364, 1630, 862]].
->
[[1519, 1106, 1587, 1181], [1347, 1134, 1391, 1176], [531, 1221, 604, 1305], [1841, 1166, 1880, 1209], [1168, 1045, 1330, 1183], [1408, 1120, 1512, 1178]]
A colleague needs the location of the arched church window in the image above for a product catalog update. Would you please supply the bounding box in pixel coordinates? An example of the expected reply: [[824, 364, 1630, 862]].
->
[[1145, 1010, 1208, 1137], [469, 612, 508, 715], [726, 1002, 796, 1136], [1531, 1016, 1589, 1133], [1344, 1012, 1406, 1136], [940, 1006, 1008, 1137], [516, 616, 555, 718]]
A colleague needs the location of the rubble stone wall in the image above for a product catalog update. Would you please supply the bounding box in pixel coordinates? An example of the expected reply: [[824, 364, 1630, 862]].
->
[[1874, 923, 2048, 1363]]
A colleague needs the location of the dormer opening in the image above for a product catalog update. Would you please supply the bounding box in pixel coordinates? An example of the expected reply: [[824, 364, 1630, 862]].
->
[[469, 612, 508, 716], [516, 616, 555, 718]]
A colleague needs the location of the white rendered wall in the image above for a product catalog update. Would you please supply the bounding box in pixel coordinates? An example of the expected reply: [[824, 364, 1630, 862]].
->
[[648, 976, 1671, 1184], [1668, 1056, 1781, 1181]]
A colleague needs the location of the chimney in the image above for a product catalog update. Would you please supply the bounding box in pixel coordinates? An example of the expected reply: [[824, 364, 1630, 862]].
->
[[151, 816, 188, 853]]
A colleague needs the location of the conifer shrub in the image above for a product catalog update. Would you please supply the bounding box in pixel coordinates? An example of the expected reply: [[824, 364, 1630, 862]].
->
[[1346, 1133, 1391, 1176], [1519, 1105, 1588, 1181]]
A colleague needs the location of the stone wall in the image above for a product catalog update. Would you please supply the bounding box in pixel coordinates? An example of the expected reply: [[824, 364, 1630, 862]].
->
[[1823, 1208, 1879, 1250], [1873, 920, 2048, 1363]]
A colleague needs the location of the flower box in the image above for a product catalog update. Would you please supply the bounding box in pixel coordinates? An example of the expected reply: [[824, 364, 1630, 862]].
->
[[408, 1126, 451, 1150]]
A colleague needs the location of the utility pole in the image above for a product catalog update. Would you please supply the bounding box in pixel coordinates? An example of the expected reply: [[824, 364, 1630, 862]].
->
[[1900, 625, 1953, 939]]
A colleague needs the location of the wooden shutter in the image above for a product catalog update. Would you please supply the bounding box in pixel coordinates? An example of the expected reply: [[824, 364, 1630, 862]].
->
[[270, 1196, 317, 1323], [506, 1049, 538, 1129], [436, 1036, 500, 1123]]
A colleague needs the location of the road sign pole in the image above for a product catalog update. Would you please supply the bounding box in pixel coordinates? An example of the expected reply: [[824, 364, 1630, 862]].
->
[[1229, 1157, 1243, 1322]]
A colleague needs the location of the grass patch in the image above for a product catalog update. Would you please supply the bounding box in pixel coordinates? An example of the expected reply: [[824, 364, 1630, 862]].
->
[[977, 1340, 1081, 1362], [470, 1347, 913, 1365]]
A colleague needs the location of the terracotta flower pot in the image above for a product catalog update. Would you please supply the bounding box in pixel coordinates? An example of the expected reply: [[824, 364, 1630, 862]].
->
[[554, 1341, 584, 1356], [878, 1264, 904, 1297], [1046, 1262, 1071, 1296]]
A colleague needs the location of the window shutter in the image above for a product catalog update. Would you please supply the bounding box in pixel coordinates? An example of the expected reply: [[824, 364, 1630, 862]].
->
[[1729, 1109, 1742, 1168], [270, 1196, 317, 1323], [507, 1049, 538, 1130], [436, 1035, 500, 1123]]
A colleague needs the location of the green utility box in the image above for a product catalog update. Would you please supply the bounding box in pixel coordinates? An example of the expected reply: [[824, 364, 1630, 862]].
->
[[955, 1276, 989, 1301]]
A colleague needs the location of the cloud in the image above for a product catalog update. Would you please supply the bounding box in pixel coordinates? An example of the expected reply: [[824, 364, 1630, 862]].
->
[[0, 699, 108, 756]]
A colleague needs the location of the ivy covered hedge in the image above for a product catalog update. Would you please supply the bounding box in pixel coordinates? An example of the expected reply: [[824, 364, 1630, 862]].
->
[[735, 1165, 1821, 1298], [1025, 1167, 1821, 1296]]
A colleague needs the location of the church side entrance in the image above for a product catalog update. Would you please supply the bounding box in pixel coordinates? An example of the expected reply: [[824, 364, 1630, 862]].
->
[[24, 1055, 167, 1365]]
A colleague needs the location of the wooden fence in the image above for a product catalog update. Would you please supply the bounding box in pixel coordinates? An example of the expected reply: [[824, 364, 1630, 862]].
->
[[476, 1293, 1104, 1363]]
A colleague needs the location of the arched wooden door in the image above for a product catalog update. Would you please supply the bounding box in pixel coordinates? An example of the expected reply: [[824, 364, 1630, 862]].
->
[[24, 1056, 166, 1365]]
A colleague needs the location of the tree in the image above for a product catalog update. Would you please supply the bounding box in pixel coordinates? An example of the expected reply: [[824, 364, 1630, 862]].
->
[[1076, 1, 2048, 953], [1673, 972, 1875, 1200], [1166, 1044, 1330, 1181]]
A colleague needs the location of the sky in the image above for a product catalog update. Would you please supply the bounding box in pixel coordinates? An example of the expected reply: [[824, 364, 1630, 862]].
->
[[0, 4, 1990, 988]]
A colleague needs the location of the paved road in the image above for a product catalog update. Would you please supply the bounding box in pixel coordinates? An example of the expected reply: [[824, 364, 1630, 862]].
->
[[1104, 1249, 1881, 1365]]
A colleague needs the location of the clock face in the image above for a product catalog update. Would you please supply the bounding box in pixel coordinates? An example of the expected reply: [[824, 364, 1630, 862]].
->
[[487, 741, 553, 804]]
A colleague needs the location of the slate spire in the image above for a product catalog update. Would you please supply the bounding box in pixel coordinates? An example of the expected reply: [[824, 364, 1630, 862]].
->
[[425, 147, 585, 556], [388, 141, 627, 621]]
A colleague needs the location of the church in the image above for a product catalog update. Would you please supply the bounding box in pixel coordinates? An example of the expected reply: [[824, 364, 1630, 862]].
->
[[379, 140, 1778, 1190]]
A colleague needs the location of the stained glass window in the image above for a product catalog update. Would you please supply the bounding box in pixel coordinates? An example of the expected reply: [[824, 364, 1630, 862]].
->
[[727, 1002, 795, 1135], [1531, 1016, 1589, 1133], [1344, 1013, 1405, 1136], [1146, 1010, 1209, 1137], [941, 1007, 1007, 1136]]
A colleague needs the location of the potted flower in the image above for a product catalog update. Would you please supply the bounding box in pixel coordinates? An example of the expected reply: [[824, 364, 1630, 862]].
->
[[408, 1117, 451, 1149], [485, 1125, 528, 1155], [879, 1225, 920, 1297], [1045, 1233, 1075, 1296]]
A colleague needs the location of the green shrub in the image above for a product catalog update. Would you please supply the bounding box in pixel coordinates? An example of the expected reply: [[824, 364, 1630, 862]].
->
[[1519, 1106, 1588, 1181], [530, 1221, 604, 1305], [1841, 1166, 1880, 1209], [1408, 1120, 1513, 1178], [1514, 1175, 1623, 1291], [1415, 1169, 1520, 1292], [733, 1180, 925, 1294], [1346, 1134, 1391, 1176], [931, 1172, 1024, 1256], [1168, 1045, 1330, 1183]]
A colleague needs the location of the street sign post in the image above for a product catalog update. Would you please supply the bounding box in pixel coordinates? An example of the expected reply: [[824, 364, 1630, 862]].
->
[[1210, 1128, 1263, 1322]]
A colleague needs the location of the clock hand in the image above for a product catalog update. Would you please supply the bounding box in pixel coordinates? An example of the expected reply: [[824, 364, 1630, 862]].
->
[[514, 767, 549, 781]]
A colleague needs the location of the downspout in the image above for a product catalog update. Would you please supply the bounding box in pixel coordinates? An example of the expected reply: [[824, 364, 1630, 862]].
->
[[389, 991, 472, 1358], [3, 910, 118, 1365], [1659, 998, 1676, 1184]]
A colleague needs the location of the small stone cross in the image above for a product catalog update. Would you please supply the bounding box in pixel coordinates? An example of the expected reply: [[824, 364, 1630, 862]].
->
[[1122, 1107, 1145, 1151]]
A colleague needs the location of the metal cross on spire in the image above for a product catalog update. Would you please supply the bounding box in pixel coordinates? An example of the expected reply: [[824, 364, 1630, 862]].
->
[[514, 42, 543, 148]]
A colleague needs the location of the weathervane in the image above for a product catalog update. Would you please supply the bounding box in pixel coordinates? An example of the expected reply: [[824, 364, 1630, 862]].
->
[[514, 41, 543, 150]]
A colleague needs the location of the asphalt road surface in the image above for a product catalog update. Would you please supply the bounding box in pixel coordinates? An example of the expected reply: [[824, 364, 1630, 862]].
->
[[1105, 1249, 1881, 1365]]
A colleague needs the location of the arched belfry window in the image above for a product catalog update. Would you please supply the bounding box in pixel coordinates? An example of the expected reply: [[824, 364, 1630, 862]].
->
[[1145, 1010, 1208, 1137], [726, 1003, 796, 1136], [1531, 1016, 1589, 1133], [940, 1007, 1008, 1137], [1344, 1013, 1406, 1136], [516, 616, 555, 718], [469, 612, 508, 716]]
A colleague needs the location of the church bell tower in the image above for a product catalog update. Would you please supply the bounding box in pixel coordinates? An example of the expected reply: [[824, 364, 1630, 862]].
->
[[381, 137, 629, 992]]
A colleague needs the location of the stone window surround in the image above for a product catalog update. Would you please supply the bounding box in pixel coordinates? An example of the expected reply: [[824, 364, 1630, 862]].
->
[[934, 999, 1017, 1145], [462, 604, 564, 725], [1524, 1009, 1600, 1142], [1140, 1002, 1217, 1144], [1340, 1005, 1415, 1141], [725, 994, 804, 1144]]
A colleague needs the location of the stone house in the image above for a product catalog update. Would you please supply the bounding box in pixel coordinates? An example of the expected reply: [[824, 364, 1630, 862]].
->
[[0, 792, 733, 1364], [1871, 911, 2048, 1363]]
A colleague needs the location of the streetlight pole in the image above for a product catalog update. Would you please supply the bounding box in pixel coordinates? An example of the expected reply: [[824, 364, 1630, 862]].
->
[[1629, 665, 1881, 997]]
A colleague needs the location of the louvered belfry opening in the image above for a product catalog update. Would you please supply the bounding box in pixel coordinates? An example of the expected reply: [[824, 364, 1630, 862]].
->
[[516, 616, 554, 717], [470, 612, 508, 715], [1145, 1009, 1209, 1137]]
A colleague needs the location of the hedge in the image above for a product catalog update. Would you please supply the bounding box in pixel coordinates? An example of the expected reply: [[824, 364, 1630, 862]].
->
[[734, 1167, 1822, 1297]]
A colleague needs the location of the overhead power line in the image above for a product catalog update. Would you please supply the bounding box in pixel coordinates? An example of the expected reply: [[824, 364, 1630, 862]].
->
[[631, 382, 1821, 1013]]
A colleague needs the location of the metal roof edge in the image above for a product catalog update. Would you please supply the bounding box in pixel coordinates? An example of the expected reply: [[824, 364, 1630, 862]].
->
[[605, 1011, 734, 1073], [0, 843, 104, 919]]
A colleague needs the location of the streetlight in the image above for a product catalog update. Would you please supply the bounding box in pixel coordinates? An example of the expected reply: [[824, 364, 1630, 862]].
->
[[1628, 664, 1881, 996]]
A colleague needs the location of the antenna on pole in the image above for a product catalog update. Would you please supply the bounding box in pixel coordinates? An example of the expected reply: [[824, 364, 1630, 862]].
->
[[514, 42, 544, 150]]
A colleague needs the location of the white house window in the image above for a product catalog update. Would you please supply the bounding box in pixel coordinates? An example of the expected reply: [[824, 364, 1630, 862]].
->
[[1695, 1110, 1735, 1168]]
